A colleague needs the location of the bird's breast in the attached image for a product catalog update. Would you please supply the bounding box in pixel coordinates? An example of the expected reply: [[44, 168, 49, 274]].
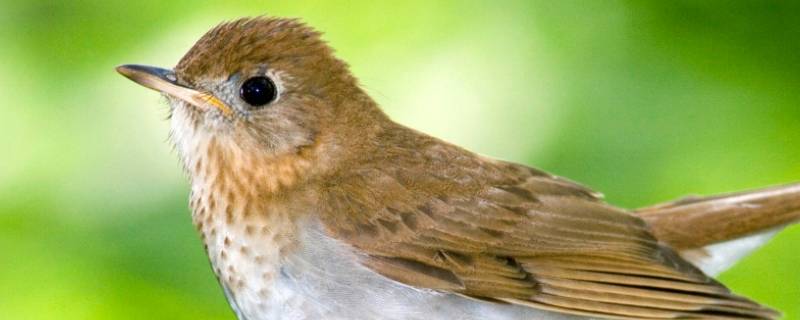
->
[[182, 162, 582, 318], [191, 184, 301, 319], [190, 193, 581, 320]]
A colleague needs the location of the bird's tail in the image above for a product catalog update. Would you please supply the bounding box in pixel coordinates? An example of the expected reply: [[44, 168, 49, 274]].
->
[[637, 183, 800, 249], [636, 183, 800, 275]]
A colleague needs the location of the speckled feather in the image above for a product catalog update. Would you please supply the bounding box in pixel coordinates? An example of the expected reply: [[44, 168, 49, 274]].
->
[[152, 17, 799, 320]]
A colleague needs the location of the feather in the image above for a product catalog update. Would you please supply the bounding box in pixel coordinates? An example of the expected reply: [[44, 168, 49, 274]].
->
[[319, 141, 780, 319]]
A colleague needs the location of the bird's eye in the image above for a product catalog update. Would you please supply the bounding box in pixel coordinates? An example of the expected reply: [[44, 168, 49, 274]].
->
[[240, 76, 277, 107]]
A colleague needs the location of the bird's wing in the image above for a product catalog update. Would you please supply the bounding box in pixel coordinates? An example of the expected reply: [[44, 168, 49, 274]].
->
[[319, 158, 778, 320]]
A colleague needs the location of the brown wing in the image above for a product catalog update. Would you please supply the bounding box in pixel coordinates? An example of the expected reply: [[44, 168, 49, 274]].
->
[[319, 145, 777, 319]]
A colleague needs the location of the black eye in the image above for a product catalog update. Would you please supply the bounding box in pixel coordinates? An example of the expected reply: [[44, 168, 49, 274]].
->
[[240, 76, 277, 107]]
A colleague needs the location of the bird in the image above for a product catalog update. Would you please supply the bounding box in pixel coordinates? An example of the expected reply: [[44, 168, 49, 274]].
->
[[116, 17, 800, 320]]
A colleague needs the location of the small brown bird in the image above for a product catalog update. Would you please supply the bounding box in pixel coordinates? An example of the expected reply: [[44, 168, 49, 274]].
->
[[117, 17, 800, 320]]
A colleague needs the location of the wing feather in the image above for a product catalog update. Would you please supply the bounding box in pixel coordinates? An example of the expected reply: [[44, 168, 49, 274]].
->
[[319, 150, 778, 319]]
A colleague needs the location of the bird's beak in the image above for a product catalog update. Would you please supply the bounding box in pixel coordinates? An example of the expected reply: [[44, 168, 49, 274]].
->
[[116, 64, 233, 115]]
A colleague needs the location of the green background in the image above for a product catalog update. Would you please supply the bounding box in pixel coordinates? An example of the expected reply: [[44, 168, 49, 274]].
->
[[1, 1, 798, 319]]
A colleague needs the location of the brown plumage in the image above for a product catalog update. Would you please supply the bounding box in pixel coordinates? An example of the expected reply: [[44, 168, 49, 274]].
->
[[116, 17, 799, 320], [315, 129, 778, 319], [639, 183, 800, 249]]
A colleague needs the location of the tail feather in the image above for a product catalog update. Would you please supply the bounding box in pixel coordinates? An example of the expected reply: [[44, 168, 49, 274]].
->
[[637, 183, 800, 250]]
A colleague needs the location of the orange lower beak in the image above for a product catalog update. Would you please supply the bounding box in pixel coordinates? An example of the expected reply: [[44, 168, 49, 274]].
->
[[116, 64, 232, 115]]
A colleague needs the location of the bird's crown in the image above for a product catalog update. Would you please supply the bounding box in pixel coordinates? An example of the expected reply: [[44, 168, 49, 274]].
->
[[175, 17, 351, 89]]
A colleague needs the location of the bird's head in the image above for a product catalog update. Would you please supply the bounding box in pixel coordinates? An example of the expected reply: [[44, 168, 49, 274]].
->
[[118, 17, 385, 191]]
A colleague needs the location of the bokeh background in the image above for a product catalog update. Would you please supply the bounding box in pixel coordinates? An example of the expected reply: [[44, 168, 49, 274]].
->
[[1, 1, 799, 319]]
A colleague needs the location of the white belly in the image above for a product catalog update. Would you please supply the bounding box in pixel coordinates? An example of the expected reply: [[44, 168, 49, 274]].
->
[[204, 217, 584, 320]]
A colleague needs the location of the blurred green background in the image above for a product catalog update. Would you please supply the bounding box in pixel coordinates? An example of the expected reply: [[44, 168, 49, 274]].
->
[[1, 1, 798, 319]]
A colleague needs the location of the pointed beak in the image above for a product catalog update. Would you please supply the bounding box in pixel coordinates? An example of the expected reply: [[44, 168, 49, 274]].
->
[[116, 64, 233, 115]]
